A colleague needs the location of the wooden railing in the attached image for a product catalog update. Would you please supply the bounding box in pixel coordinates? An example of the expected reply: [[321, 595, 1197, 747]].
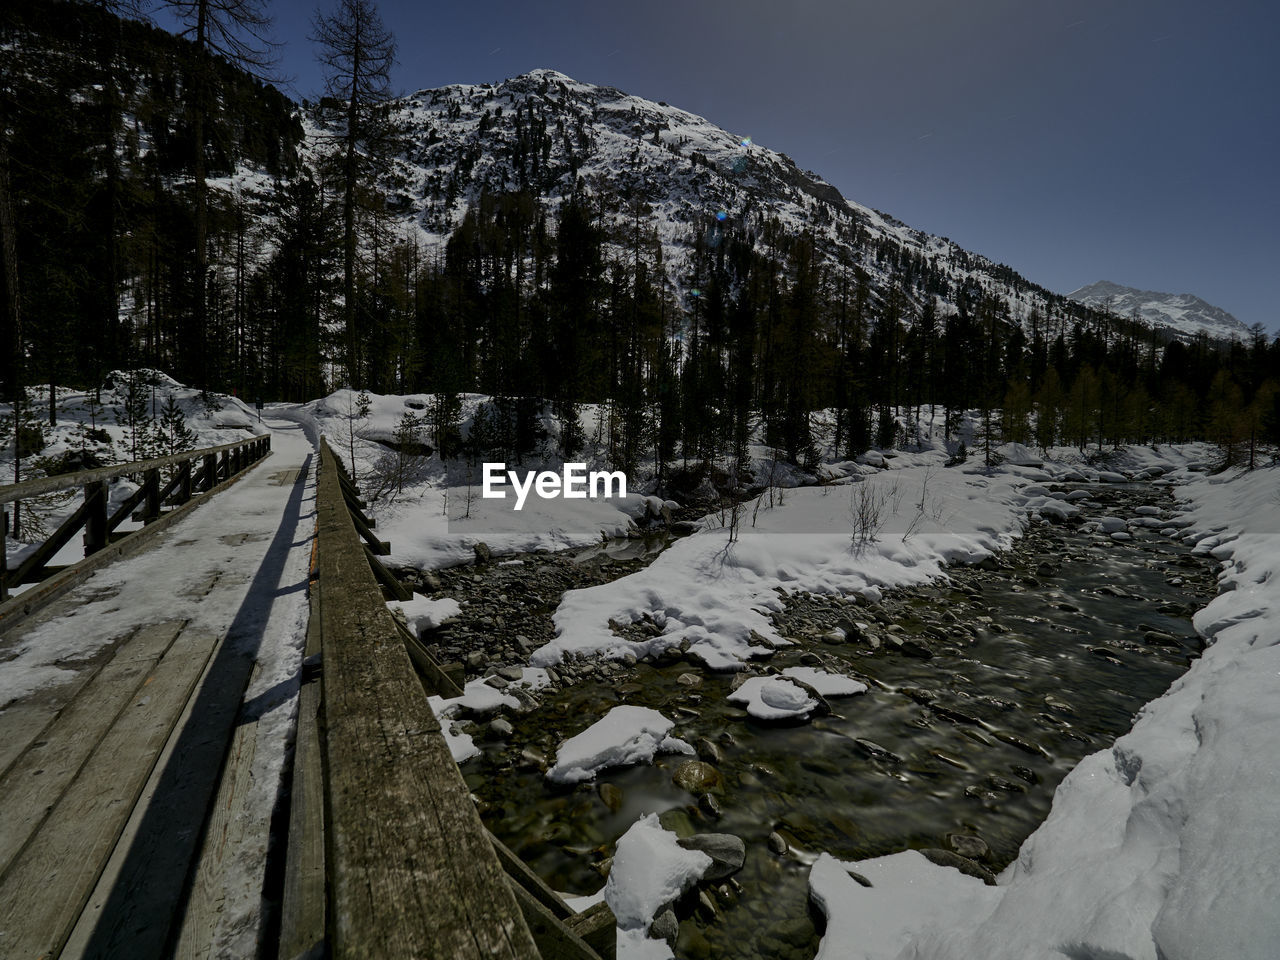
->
[[0, 434, 271, 605], [287, 438, 613, 960]]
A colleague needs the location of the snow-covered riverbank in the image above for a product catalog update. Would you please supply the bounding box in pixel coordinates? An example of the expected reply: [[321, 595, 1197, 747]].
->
[[807, 458, 1280, 960]]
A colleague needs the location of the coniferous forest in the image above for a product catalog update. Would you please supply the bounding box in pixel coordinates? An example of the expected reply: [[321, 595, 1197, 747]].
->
[[2, 0, 1278, 481]]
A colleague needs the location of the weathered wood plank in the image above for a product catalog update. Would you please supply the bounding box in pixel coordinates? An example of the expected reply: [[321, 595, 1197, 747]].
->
[[170, 659, 263, 960], [316, 438, 538, 960], [278, 585, 327, 960], [0, 447, 273, 639], [362, 544, 411, 601], [488, 829, 576, 920], [397, 618, 464, 698], [0, 625, 219, 959], [567, 901, 617, 960], [63, 641, 258, 959], [0, 620, 186, 875], [510, 882, 605, 960]]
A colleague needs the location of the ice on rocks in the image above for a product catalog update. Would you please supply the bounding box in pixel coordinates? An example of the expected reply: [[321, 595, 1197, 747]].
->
[[547, 706, 693, 784], [606, 814, 712, 959], [781, 666, 869, 697], [386, 596, 462, 634], [728, 675, 819, 720]]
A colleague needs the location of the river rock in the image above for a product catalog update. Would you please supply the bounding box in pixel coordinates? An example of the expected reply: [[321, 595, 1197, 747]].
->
[[920, 848, 997, 885], [900, 639, 934, 659], [855, 738, 903, 763], [695, 737, 722, 764], [678, 833, 746, 879], [673, 760, 723, 795], [677, 672, 703, 687], [699, 793, 724, 819], [649, 907, 679, 944], [1143, 629, 1180, 647], [473, 541, 492, 563], [767, 831, 788, 855], [658, 808, 696, 838], [488, 717, 514, 738], [598, 782, 623, 813]]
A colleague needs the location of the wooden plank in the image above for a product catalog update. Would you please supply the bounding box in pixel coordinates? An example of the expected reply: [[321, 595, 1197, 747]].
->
[[0, 447, 273, 639], [278, 586, 327, 960], [510, 882, 605, 960], [9, 491, 93, 586], [0, 702, 60, 776], [568, 901, 617, 960], [488, 829, 576, 919], [0, 620, 186, 875], [363, 545, 411, 601], [315, 438, 538, 960], [63, 640, 258, 959], [171, 659, 264, 960], [398, 619, 464, 698], [0, 625, 219, 959]]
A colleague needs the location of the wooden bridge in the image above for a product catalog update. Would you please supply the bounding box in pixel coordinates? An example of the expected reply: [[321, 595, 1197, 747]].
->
[[0, 425, 615, 959]]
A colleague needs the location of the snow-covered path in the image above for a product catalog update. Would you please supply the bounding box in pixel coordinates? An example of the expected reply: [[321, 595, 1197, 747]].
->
[[0, 418, 317, 958]]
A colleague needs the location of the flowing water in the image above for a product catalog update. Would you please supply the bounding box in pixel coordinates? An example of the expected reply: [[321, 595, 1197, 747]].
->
[[447, 483, 1217, 960]]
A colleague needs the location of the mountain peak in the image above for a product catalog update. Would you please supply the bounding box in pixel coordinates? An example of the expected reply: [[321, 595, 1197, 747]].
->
[[1067, 281, 1250, 341]]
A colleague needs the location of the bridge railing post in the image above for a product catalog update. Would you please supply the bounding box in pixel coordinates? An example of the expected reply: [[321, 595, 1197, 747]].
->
[[83, 481, 108, 555], [178, 460, 193, 504], [1, 509, 7, 601], [203, 454, 217, 492], [143, 469, 161, 523]]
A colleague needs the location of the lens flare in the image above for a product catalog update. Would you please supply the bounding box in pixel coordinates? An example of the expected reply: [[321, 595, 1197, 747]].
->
[[715, 210, 728, 222], [740, 136, 752, 147]]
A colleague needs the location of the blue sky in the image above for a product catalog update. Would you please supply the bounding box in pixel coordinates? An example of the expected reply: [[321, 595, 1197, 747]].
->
[[160, 0, 1279, 333]]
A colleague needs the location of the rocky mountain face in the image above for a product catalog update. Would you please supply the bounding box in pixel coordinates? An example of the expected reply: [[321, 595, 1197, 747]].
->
[[1068, 281, 1252, 342], [317, 69, 1114, 338]]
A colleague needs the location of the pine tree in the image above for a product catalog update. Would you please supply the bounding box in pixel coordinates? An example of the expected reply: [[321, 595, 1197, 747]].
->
[[115, 370, 153, 461], [157, 0, 277, 395], [154, 391, 198, 458], [312, 0, 397, 388]]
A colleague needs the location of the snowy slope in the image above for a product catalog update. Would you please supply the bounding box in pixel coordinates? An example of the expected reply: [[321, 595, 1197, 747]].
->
[[1068, 280, 1252, 342], [305, 69, 1113, 339]]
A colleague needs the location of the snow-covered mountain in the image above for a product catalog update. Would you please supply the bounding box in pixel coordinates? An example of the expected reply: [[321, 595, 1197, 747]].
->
[[1067, 281, 1251, 342], [311, 69, 1112, 339]]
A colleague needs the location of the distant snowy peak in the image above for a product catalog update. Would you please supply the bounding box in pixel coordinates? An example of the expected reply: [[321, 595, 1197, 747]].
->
[[1068, 281, 1251, 341]]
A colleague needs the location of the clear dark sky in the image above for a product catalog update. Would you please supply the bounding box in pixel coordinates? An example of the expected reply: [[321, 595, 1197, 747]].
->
[[160, 0, 1280, 333]]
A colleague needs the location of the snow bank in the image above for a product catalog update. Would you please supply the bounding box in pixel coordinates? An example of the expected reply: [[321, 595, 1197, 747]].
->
[[534, 458, 1029, 670], [386, 596, 462, 634], [808, 460, 1280, 960], [605, 814, 712, 959], [547, 705, 693, 784], [809, 851, 1000, 960]]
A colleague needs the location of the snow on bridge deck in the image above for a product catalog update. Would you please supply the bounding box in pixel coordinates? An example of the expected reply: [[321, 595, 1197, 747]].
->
[[0, 420, 315, 959]]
